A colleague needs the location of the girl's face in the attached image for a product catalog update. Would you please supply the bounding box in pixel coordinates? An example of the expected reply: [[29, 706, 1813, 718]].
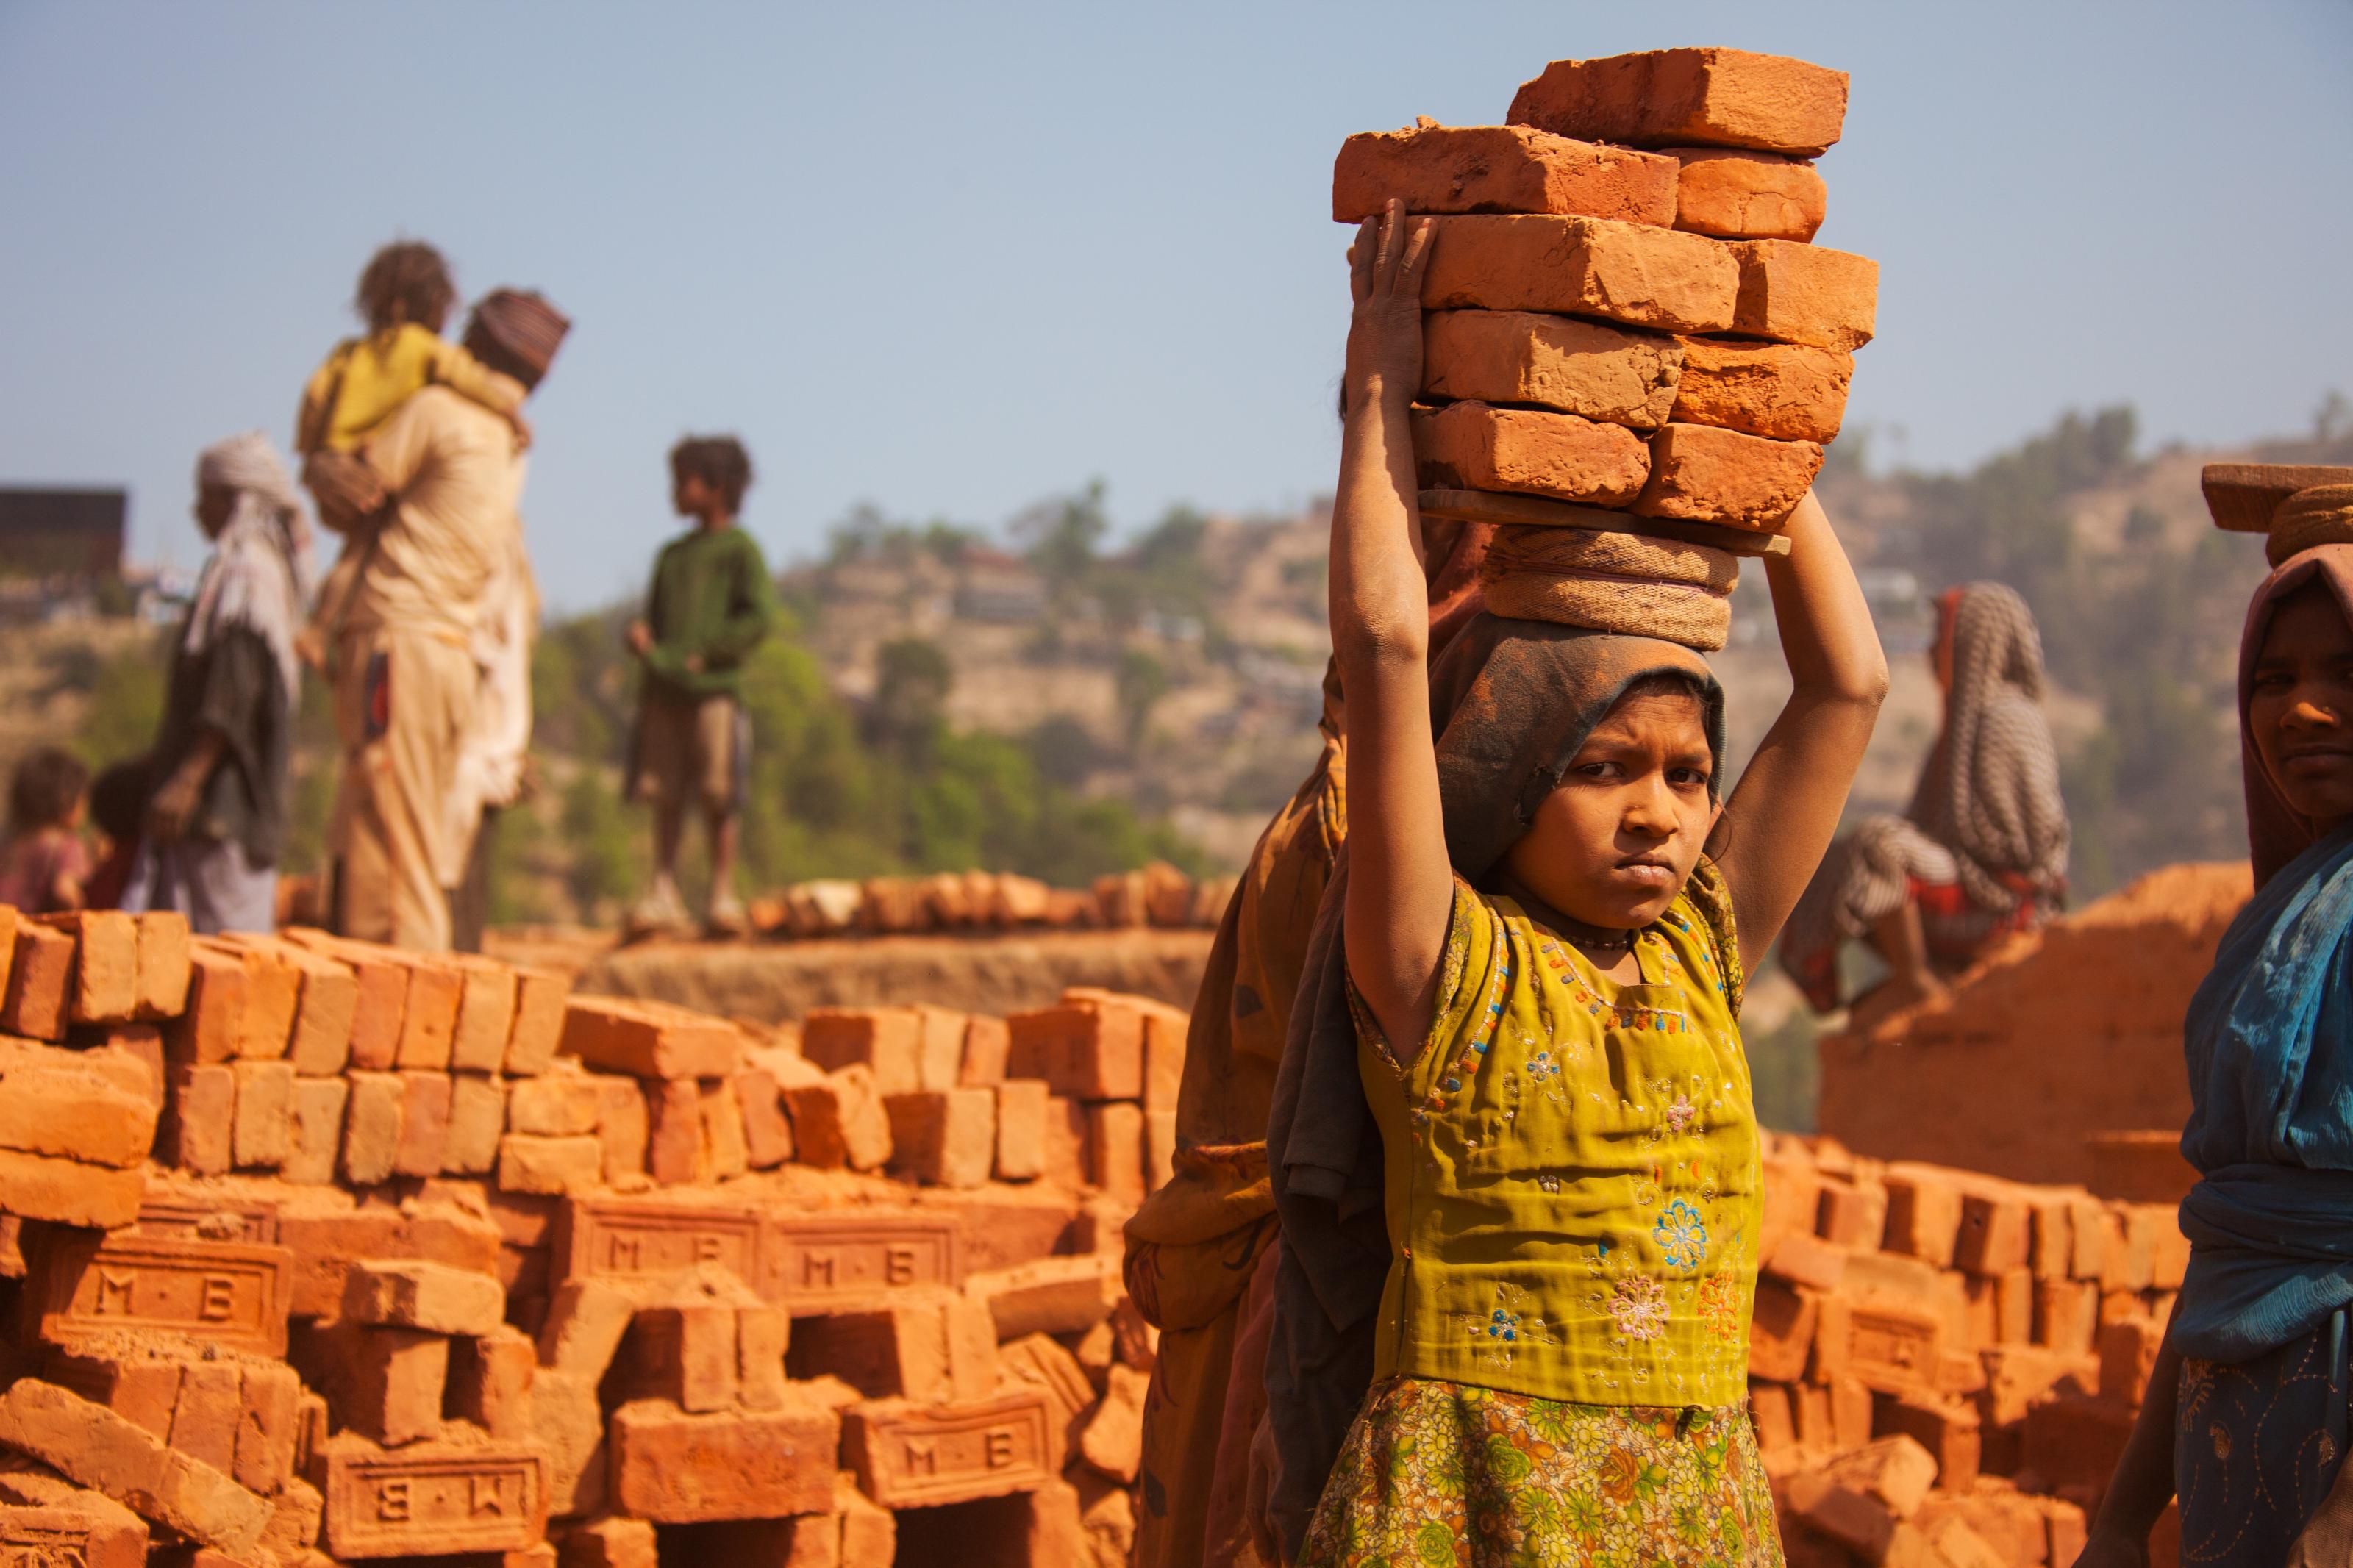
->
[[1503, 691, 1719, 930], [2249, 583, 2353, 831]]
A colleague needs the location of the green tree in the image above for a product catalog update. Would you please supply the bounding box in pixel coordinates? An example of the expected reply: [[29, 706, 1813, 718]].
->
[[1114, 648, 1168, 751]]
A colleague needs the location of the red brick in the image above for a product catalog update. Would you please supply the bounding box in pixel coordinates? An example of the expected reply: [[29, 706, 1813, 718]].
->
[[1816, 1175, 1889, 1249], [1632, 421, 1824, 529], [227, 1059, 293, 1171], [0, 1497, 147, 1568], [1668, 146, 1827, 241], [1879, 1165, 1963, 1266], [2019, 1393, 2135, 1500], [1507, 48, 1850, 157], [443, 1073, 508, 1175], [132, 909, 192, 1020], [274, 1200, 501, 1320], [343, 1259, 506, 1336], [1413, 399, 1652, 506], [161, 1063, 237, 1175], [0, 1042, 160, 1167], [735, 1065, 795, 1168], [1424, 215, 1738, 340], [507, 1073, 603, 1137], [2145, 1206, 2190, 1291], [1083, 1101, 1147, 1203], [609, 1396, 840, 1522], [2027, 1195, 2076, 1279], [446, 956, 518, 1074], [1763, 1230, 1848, 1292], [1814, 1295, 1942, 1400], [222, 935, 354, 1076], [0, 1378, 271, 1556], [43, 912, 138, 1025], [2035, 1275, 2101, 1356], [1991, 1267, 2035, 1345], [1746, 1278, 1816, 1383], [842, 1389, 1056, 1509], [1783, 1472, 1895, 1559], [391, 1070, 454, 1178], [977, 1081, 1044, 1185], [960, 1015, 1010, 1086], [310, 1431, 546, 1558], [197, 937, 297, 1060], [1979, 1343, 2098, 1426], [1041, 1094, 1087, 1189], [765, 1211, 962, 1314], [2097, 1316, 2164, 1405], [1728, 239, 1879, 351], [886, 1089, 996, 1189], [1424, 310, 1682, 432], [965, 1254, 1121, 1341], [1333, 121, 1677, 225], [3, 922, 76, 1040], [560, 1517, 654, 1568], [1004, 1003, 1147, 1101], [504, 964, 572, 1076], [562, 997, 743, 1081], [390, 956, 463, 1070], [1074, 1362, 1146, 1484], [1748, 1380, 1795, 1459], [279, 930, 407, 1070], [783, 1066, 893, 1172], [41, 1349, 185, 1438], [801, 1008, 925, 1096], [701, 1078, 749, 1179], [1670, 337, 1852, 445], [620, 1300, 738, 1412], [498, 1134, 602, 1195], [595, 1077, 648, 1182], [2066, 1195, 2110, 1282], [1874, 1395, 1979, 1489], [163, 1361, 241, 1476], [288, 1320, 446, 1447], [257, 1476, 321, 1558], [737, 1306, 791, 1413], [910, 1005, 968, 1091], [1954, 1188, 2032, 1276], [233, 1361, 301, 1495], [645, 1078, 704, 1185]]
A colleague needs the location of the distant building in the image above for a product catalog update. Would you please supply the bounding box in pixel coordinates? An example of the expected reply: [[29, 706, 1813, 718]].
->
[[0, 488, 126, 581]]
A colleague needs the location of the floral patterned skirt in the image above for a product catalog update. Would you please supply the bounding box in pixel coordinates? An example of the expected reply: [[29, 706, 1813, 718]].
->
[[1297, 1375, 1783, 1568]]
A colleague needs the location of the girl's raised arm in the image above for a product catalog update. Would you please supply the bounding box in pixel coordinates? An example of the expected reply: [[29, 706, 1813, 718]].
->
[[1334, 201, 1454, 1057], [1715, 490, 1889, 951]]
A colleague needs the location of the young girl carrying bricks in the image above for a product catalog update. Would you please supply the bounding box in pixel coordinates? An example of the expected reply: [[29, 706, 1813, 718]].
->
[[1264, 200, 1887, 1564]]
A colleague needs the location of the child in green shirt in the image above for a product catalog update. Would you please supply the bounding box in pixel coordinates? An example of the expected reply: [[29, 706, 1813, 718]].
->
[[625, 436, 776, 937]]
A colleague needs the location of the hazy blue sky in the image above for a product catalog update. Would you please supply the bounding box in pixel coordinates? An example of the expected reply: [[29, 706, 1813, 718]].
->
[[3, 1, 2348, 610]]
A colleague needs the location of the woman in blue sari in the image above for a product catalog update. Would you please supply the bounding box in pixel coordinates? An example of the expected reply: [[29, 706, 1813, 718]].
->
[[2081, 515, 2353, 1568]]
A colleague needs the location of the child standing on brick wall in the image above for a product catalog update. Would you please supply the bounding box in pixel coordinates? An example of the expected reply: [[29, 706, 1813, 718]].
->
[[0, 748, 91, 914], [624, 436, 776, 939], [1264, 201, 1888, 1564]]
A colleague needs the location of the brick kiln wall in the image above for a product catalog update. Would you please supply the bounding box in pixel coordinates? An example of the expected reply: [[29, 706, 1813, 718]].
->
[[0, 891, 2213, 1567], [1816, 862, 2252, 1188]]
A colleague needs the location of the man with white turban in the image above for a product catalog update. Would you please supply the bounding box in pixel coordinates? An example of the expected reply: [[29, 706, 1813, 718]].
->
[[121, 431, 316, 934], [307, 288, 566, 951]]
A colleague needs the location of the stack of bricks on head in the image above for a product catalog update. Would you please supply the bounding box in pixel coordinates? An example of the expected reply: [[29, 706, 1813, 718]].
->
[[1335, 47, 1875, 548], [0, 901, 1183, 1567]]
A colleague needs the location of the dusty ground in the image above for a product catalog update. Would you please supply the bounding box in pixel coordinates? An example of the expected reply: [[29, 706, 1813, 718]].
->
[[489, 925, 1217, 1023]]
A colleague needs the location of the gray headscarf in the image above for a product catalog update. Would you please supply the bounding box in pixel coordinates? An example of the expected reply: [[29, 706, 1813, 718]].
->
[[190, 432, 316, 700]]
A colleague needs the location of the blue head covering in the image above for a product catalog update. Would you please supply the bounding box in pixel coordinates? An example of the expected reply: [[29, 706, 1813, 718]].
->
[[2173, 545, 2353, 1362]]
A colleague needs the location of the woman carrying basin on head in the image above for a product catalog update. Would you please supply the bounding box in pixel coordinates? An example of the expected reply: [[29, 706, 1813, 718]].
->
[[1264, 199, 1888, 1565]]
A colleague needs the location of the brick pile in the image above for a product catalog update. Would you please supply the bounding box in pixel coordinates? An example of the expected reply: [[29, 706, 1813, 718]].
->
[[1818, 862, 2251, 1187], [1335, 46, 1877, 547], [743, 862, 1234, 942], [0, 902, 1185, 1567], [1755, 1130, 2188, 1567]]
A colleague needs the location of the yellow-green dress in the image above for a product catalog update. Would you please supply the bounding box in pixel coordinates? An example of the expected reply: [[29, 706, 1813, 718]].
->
[[1299, 861, 1783, 1568]]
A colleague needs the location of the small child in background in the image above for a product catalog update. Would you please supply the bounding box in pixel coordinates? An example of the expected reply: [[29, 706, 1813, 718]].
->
[[82, 758, 153, 911], [0, 749, 92, 914], [625, 436, 776, 939], [294, 240, 531, 667]]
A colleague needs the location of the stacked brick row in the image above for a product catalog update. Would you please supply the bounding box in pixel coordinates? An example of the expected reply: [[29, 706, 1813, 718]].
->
[[0, 901, 1175, 1566], [1335, 46, 1879, 539], [747, 862, 1234, 942], [1754, 1131, 2187, 1567]]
